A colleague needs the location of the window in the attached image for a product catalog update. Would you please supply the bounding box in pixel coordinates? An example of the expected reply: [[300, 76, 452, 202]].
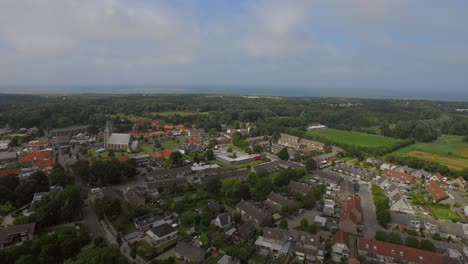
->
[[365, 244, 369, 249], [373, 246, 377, 250], [400, 251, 404, 256]]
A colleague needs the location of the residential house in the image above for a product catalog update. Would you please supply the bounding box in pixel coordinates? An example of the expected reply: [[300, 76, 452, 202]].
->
[[425, 180, 449, 202], [412, 169, 431, 179], [430, 172, 445, 183], [217, 255, 241, 264], [124, 187, 146, 208], [331, 230, 350, 262], [0, 152, 17, 164], [146, 223, 178, 246], [49, 125, 88, 137], [19, 150, 52, 163], [451, 177, 466, 191], [265, 192, 297, 211], [0, 140, 11, 151], [348, 258, 360, 264], [389, 192, 414, 214], [288, 180, 312, 196], [174, 241, 207, 264], [234, 221, 256, 242], [289, 230, 325, 263], [338, 194, 362, 235], [278, 133, 301, 149], [254, 227, 291, 258], [357, 237, 450, 264], [314, 215, 327, 227], [211, 213, 233, 230], [133, 210, 176, 232], [0, 169, 20, 178], [323, 199, 336, 216], [395, 166, 414, 174], [0, 223, 36, 249], [245, 136, 266, 146], [236, 200, 272, 226], [146, 177, 188, 193], [384, 169, 415, 184]]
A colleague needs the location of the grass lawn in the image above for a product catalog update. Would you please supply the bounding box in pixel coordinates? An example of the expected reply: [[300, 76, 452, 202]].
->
[[107, 113, 149, 123], [428, 205, 461, 222], [306, 128, 401, 149], [133, 239, 158, 260], [87, 144, 155, 159], [162, 140, 181, 150], [210, 159, 266, 170]]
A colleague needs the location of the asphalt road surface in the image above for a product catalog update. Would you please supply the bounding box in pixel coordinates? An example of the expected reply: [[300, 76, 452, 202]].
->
[[359, 183, 378, 238]]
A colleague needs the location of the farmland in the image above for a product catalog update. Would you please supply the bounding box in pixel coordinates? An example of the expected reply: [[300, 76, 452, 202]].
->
[[306, 128, 402, 149], [388, 135, 468, 170]]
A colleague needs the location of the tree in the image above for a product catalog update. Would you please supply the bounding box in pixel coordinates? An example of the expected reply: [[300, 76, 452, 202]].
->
[[305, 158, 317, 172], [419, 239, 436, 252], [205, 148, 214, 161], [64, 246, 128, 264], [279, 219, 288, 229], [205, 178, 221, 194], [405, 236, 419, 248], [387, 232, 402, 245], [300, 218, 309, 230], [375, 231, 388, 241], [278, 148, 290, 160]]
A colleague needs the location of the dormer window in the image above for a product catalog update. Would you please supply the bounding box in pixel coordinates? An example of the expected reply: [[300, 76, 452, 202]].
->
[[419, 256, 423, 260], [391, 250, 395, 254], [365, 244, 369, 249], [400, 251, 404, 256], [373, 246, 377, 250]]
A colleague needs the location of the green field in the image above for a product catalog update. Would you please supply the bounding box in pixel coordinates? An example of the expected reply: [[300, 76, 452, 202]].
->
[[87, 144, 155, 159], [388, 135, 468, 170], [306, 128, 401, 148], [389, 135, 468, 158], [428, 205, 461, 222]]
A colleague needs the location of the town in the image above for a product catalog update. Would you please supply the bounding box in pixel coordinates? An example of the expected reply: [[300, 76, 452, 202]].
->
[[1, 111, 467, 264]]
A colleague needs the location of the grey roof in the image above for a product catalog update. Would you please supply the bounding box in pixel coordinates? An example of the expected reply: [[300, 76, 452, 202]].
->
[[108, 133, 131, 145], [149, 223, 177, 237], [236, 221, 256, 239], [217, 255, 241, 264], [236, 200, 271, 223], [134, 211, 163, 227], [174, 242, 206, 262], [217, 213, 232, 226], [123, 231, 143, 241], [0, 151, 17, 161]]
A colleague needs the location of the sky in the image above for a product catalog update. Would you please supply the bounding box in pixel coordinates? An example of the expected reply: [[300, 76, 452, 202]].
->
[[0, 0, 468, 99]]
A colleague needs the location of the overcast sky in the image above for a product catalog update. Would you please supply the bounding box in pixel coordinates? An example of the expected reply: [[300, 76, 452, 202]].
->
[[0, 0, 467, 99]]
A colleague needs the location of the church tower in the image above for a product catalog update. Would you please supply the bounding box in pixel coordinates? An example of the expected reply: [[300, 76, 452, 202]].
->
[[103, 121, 111, 150]]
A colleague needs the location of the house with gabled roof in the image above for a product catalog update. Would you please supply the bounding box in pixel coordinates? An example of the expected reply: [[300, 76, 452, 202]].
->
[[331, 229, 350, 262], [425, 180, 449, 202], [384, 169, 415, 184], [288, 180, 312, 196], [174, 241, 207, 264], [357, 237, 452, 264], [338, 194, 362, 235], [236, 200, 272, 226], [289, 229, 324, 263], [451, 176, 466, 191], [254, 227, 291, 258], [234, 221, 256, 241], [265, 192, 297, 211]]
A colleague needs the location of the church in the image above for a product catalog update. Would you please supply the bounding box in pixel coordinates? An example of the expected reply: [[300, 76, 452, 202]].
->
[[103, 122, 141, 152]]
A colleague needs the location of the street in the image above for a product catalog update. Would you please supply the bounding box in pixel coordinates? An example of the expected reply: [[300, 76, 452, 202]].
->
[[359, 183, 378, 238]]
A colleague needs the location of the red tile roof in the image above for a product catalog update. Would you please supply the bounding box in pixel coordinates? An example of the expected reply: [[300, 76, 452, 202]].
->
[[151, 119, 160, 127], [129, 131, 168, 137], [163, 125, 173, 130], [384, 169, 415, 183], [425, 180, 448, 201], [456, 176, 466, 185], [358, 237, 444, 264], [0, 169, 20, 177], [117, 156, 129, 162], [150, 149, 173, 159], [20, 150, 52, 163], [29, 141, 51, 147], [332, 229, 348, 246], [348, 258, 360, 264], [33, 159, 55, 169], [340, 194, 362, 224], [434, 172, 444, 181]]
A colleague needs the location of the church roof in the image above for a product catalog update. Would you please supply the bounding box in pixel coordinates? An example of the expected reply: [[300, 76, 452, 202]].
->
[[108, 133, 131, 145]]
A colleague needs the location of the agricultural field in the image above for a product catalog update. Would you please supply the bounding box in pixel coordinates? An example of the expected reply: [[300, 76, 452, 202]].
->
[[389, 135, 468, 170], [306, 128, 401, 149]]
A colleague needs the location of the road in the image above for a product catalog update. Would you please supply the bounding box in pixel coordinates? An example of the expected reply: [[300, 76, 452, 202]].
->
[[359, 183, 378, 238]]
